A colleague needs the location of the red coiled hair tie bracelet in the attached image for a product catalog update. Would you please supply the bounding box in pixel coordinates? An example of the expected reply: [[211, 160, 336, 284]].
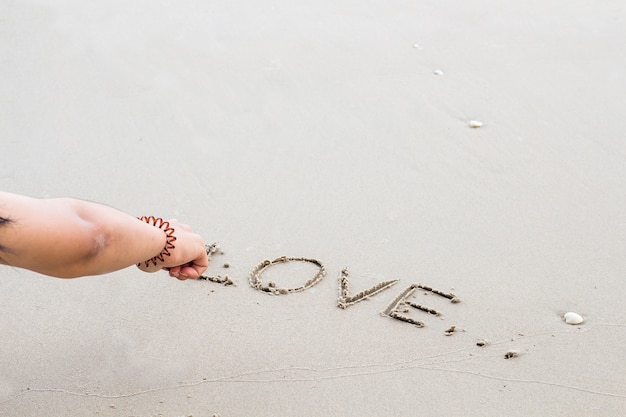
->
[[137, 216, 177, 267]]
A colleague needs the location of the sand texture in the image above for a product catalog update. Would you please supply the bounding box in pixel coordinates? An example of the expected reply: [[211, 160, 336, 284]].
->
[[1, 0, 626, 416]]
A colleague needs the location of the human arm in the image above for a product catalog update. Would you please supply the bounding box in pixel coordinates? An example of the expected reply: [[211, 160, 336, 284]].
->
[[0, 192, 208, 279]]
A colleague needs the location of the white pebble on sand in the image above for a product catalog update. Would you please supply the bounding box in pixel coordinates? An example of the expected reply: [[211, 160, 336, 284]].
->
[[469, 120, 483, 128], [564, 312, 584, 325]]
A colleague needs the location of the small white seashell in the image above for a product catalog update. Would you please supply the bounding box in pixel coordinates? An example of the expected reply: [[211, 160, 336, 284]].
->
[[564, 312, 584, 325], [469, 120, 483, 128], [433, 69, 444, 76]]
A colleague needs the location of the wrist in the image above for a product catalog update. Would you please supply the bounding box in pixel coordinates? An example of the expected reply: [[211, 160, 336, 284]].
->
[[137, 216, 177, 268]]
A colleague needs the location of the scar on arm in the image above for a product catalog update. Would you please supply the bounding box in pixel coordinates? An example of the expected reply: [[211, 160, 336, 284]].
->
[[0, 216, 13, 263]]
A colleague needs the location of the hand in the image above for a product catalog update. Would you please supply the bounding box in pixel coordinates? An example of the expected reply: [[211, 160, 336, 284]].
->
[[138, 219, 209, 280]]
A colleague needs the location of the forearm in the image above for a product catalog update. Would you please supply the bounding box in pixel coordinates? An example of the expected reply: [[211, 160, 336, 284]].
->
[[71, 199, 168, 276], [0, 192, 165, 278]]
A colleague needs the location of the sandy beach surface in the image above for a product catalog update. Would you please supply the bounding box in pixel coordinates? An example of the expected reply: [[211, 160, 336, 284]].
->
[[1, 0, 626, 416]]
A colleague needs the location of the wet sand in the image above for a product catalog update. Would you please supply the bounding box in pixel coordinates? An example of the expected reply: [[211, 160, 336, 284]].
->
[[1, 0, 626, 416]]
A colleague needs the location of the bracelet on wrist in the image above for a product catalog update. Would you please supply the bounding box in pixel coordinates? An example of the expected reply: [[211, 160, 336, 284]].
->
[[137, 216, 177, 267]]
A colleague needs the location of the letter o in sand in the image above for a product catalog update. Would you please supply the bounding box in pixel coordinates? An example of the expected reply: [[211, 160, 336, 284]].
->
[[249, 256, 326, 295]]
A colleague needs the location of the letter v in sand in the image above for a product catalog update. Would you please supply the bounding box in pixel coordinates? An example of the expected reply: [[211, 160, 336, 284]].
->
[[336, 268, 398, 309]]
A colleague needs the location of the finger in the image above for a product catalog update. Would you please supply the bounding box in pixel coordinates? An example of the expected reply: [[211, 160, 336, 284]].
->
[[168, 266, 181, 278], [194, 251, 209, 270], [180, 265, 201, 279]]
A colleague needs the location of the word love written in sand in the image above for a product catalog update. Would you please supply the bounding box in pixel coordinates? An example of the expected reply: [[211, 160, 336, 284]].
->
[[199, 245, 461, 329]]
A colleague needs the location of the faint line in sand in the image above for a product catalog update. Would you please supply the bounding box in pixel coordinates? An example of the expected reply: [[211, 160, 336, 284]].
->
[[3, 325, 625, 404]]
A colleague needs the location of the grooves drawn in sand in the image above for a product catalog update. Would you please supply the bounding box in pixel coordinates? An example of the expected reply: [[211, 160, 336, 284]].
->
[[249, 256, 326, 295], [381, 284, 461, 327], [381, 285, 425, 327], [417, 284, 461, 303], [337, 268, 398, 309], [197, 244, 461, 329], [198, 243, 235, 286], [405, 301, 441, 316]]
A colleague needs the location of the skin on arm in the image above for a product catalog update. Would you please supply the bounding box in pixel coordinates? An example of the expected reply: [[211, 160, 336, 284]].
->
[[0, 192, 208, 279]]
